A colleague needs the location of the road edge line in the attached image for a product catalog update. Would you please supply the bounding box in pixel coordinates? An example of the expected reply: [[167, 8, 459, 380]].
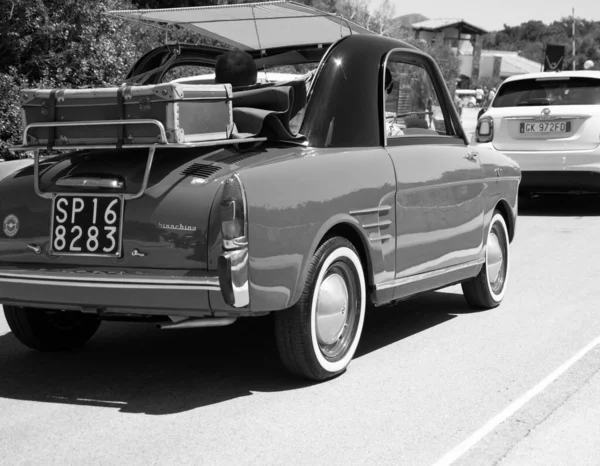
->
[[432, 332, 600, 466]]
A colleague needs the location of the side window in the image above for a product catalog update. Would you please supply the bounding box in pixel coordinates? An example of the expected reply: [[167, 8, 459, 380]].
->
[[383, 53, 452, 140]]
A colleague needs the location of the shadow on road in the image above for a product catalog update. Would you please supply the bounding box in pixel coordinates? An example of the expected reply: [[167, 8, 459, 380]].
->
[[0, 290, 473, 415], [518, 193, 600, 217]]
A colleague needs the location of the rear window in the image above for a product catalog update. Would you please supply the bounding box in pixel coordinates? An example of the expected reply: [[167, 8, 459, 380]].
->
[[493, 77, 600, 107]]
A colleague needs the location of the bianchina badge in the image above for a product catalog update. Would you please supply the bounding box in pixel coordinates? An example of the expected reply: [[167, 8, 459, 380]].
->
[[3, 214, 19, 237]]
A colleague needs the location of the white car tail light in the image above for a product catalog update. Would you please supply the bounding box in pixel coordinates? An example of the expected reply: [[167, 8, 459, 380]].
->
[[476, 116, 494, 143]]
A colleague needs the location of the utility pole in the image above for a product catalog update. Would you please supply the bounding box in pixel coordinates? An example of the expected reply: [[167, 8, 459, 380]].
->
[[572, 7, 576, 70]]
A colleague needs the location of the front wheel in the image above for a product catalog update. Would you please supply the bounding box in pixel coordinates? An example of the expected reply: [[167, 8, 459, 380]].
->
[[4, 306, 101, 351], [274, 237, 366, 381], [462, 211, 510, 309]]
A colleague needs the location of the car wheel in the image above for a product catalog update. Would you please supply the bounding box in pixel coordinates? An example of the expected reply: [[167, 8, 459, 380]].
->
[[274, 237, 366, 381], [4, 306, 101, 351], [468, 102, 474, 108], [461, 211, 509, 309]]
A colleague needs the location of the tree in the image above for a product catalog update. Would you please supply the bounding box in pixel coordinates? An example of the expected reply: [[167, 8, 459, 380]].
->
[[482, 16, 600, 71], [0, 0, 162, 158], [371, 0, 395, 37]]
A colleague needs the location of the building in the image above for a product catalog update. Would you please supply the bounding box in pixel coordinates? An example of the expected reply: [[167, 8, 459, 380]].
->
[[411, 18, 542, 88]]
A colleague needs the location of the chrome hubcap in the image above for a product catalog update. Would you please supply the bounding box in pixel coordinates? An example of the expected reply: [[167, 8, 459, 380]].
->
[[487, 230, 504, 286], [316, 273, 349, 345]]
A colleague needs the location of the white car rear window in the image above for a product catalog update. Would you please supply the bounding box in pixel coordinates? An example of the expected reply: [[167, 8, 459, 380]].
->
[[493, 77, 600, 108]]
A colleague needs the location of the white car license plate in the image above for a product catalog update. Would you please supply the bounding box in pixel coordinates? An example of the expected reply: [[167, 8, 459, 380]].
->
[[520, 121, 572, 133], [50, 195, 124, 257]]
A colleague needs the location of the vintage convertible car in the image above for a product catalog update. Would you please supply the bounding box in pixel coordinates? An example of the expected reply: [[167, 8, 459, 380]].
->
[[0, 2, 520, 381]]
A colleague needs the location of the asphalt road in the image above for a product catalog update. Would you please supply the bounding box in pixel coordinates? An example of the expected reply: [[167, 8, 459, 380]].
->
[[2, 197, 600, 465], [3, 112, 600, 465]]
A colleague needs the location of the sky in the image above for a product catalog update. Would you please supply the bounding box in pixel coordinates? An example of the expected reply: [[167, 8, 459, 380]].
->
[[367, 0, 600, 32]]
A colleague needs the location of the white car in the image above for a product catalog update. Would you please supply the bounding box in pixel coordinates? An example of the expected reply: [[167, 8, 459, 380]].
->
[[474, 70, 600, 194]]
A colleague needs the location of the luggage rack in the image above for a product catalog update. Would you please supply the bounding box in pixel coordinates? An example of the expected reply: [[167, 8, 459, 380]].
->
[[10, 119, 267, 200]]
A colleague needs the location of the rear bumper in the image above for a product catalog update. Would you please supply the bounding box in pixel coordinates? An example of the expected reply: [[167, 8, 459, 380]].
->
[[0, 260, 249, 316], [480, 144, 600, 192], [520, 171, 600, 192], [497, 147, 600, 173]]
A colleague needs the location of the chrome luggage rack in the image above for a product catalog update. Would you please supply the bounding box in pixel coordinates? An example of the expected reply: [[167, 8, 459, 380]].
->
[[10, 119, 267, 200]]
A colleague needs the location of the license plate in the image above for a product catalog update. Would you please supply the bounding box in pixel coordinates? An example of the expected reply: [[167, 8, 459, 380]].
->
[[50, 195, 124, 257], [520, 121, 572, 133]]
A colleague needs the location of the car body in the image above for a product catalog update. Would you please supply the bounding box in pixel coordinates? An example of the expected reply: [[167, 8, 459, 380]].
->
[[475, 70, 600, 194], [0, 3, 520, 381]]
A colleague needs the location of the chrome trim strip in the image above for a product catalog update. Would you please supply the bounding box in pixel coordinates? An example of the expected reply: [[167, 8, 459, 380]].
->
[[349, 205, 392, 216], [362, 220, 392, 229], [0, 277, 220, 291], [56, 177, 125, 189], [11, 137, 268, 151], [21, 119, 169, 146], [375, 258, 485, 291], [33, 146, 155, 200], [0, 270, 220, 289], [369, 234, 393, 242], [485, 176, 521, 183]]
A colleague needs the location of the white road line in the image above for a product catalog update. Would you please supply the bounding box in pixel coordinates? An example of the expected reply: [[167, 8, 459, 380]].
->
[[433, 332, 600, 466]]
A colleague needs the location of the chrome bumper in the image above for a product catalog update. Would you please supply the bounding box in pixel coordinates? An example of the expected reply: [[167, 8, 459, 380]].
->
[[0, 250, 250, 312], [0, 268, 220, 314], [217, 248, 249, 308]]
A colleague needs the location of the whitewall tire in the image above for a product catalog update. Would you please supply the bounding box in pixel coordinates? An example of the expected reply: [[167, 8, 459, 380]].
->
[[462, 211, 510, 309], [275, 237, 366, 381]]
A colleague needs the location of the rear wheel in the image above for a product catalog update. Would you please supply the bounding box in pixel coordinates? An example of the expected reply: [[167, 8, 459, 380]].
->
[[4, 306, 101, 351], [274, 237, 366, 381], [462, 211, 510, 309]]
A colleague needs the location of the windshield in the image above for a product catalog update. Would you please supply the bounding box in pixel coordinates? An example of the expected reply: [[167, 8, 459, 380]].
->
[[493, 77, 600, 107], [165, 64, 318, 86]]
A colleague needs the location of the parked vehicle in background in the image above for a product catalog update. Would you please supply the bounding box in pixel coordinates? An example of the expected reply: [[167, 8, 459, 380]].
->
[[0, 2, 520, 382], [473, 70, 600, 194], [455, 89, 477, 108]]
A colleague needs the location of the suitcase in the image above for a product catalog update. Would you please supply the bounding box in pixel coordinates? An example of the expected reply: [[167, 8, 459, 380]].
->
[[19, 83, 234, 148]]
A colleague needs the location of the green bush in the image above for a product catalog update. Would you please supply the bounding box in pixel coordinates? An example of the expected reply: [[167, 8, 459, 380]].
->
[[0, 0, 152, 158]]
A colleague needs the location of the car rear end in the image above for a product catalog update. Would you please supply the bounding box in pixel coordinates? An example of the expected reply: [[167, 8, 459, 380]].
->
[[0, 146, 251, 320], [475, 72, 600, 193]]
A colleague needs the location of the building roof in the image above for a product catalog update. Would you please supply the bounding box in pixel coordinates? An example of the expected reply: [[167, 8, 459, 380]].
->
[[108, 1, 374, 51], [481, 50, 542, 76], [411, 18, 487, 35]]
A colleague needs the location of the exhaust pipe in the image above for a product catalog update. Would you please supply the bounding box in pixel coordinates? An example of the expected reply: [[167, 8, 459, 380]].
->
[[157, 317, 237, 330]]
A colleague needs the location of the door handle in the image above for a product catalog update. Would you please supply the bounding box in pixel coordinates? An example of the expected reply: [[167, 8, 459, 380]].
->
[[464, 151, 478, 160]]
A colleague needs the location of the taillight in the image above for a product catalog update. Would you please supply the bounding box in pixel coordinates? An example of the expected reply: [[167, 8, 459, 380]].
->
[[219, 174, 247, 249], [476, 116, 494, 143]]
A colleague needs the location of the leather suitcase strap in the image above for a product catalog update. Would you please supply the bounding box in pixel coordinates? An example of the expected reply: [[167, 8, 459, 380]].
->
[[116, 86, 126, 149], [47, 89, 57, 150]]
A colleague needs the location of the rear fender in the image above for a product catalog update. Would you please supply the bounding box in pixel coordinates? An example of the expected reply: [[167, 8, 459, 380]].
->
[[291, 214, 372, 307]]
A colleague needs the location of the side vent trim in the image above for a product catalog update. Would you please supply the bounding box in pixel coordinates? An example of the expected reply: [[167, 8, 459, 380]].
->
[[181, 163, 222, 179]]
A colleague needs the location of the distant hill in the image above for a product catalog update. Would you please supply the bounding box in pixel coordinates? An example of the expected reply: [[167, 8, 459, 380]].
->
[[391, 13, 428, 29]]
